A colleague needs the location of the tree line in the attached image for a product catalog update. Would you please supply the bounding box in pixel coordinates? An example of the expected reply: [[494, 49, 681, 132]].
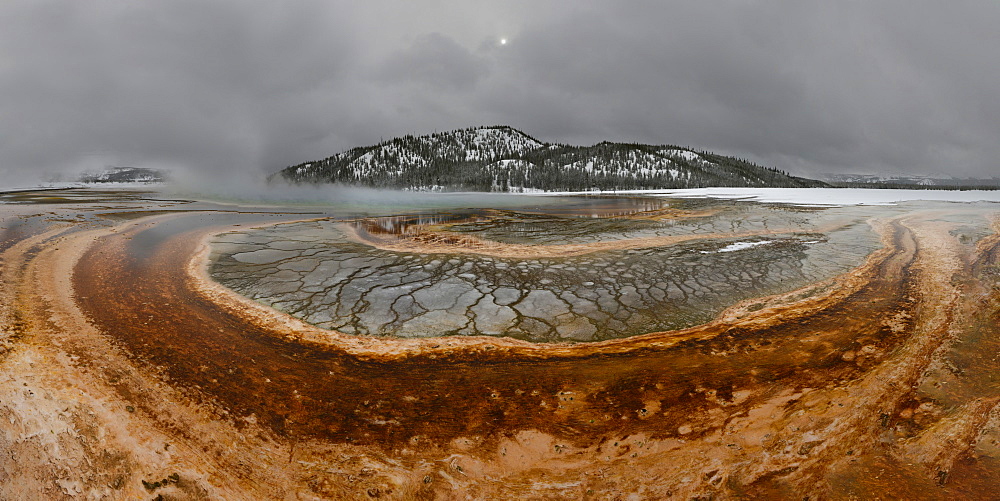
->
[[275, 127, 828, 192]]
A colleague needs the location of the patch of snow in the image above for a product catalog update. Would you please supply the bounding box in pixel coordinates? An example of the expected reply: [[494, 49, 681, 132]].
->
[[558, 149, 685, 179], [529, 187, 1000, 206], [701, 240, 774, 254], [0, 182, 164, 199], [660, 149, 702, 162], [490, 159, 533, 169], [651, 188, 1000, 206]]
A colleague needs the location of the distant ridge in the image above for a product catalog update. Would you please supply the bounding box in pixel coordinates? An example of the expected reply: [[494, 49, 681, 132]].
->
[[79, 166, 165, 184], [274, 125, 827, 192], [823, 173, 1000, 190]]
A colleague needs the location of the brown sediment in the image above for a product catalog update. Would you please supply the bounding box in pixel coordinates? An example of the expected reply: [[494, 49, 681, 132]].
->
[[608, 206, 722, 221], [75, 213, 914, 458], [6, 202, 1000, 498]]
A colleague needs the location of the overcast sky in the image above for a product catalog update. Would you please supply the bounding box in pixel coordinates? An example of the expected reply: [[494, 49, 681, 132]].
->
[[2, 1, 999, 185]]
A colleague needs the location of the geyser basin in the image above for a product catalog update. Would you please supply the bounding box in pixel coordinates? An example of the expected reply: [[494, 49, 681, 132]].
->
[[10, 186, 1000, 498], [208, 199, 882, 342]]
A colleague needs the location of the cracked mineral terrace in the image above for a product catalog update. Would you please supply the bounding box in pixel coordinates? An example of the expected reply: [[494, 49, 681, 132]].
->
[[209, 203, 879, 341], [2, 187, 1000, 499]]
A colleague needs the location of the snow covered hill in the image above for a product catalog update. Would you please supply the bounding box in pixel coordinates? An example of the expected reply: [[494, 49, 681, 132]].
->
[[822, 173, 1000, 188], [79, 167, 165, 184], [275, 125, 826, 192]]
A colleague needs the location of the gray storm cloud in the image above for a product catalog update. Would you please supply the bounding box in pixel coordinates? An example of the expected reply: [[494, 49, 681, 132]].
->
[[2, 0, 998, 188]]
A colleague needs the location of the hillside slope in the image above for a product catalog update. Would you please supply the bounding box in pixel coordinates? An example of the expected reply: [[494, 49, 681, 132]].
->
[[275, 125, 826, 192], [79, 167, 165, 184]]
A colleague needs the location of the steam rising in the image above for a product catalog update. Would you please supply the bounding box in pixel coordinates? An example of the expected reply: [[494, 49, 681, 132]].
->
[[162, 169, 561, 211]]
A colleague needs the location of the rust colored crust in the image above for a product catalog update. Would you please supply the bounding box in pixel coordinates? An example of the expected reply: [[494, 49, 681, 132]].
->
[[68, 211, 917, 451], [14, 204, 1000, 499]]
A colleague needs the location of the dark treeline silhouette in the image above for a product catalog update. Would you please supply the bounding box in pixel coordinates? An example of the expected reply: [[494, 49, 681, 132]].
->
[[273, 125, 828, 192]]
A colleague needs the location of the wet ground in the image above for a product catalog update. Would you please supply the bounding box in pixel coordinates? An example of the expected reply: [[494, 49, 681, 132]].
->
[[208, 202, 881, 341], [2, 186, 1000, 499]]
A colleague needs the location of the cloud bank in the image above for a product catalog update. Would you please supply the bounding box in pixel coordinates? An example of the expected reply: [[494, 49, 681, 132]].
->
[[2, 0, 998, 187]]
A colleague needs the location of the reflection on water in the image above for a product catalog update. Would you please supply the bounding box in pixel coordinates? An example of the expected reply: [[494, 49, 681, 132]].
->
[[518, 195, 669, 217], [445, 200, 845, 246], [350, 211, 491, 237], [345, 197, 676, 239]]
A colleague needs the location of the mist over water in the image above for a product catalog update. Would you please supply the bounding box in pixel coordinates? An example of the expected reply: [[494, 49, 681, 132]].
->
[[161, 172, 571, 213], [0, 164, 556, 213], [0, 167, 56, 191]]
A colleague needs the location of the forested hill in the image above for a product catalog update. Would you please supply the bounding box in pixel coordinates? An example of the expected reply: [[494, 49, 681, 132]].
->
[[79, 167, 165, 183], [274, 125, 827, 192]]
